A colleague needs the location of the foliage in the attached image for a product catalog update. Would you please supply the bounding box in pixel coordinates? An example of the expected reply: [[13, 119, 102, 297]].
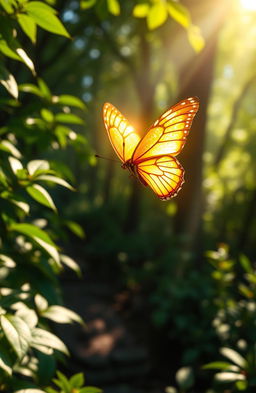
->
[[0, 0, 90, 391], [46, 371, 102, 393]]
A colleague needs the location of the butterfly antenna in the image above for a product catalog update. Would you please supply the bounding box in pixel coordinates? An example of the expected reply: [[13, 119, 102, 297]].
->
[[95, 154, 119, 163]]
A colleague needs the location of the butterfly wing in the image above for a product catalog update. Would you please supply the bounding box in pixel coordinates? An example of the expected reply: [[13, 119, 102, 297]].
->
[[103, 103, 141, 163], [137, 155, 184, 200], [132, 97, 199, 163]]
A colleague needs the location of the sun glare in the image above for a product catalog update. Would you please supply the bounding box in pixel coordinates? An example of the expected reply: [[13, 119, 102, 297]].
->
[[240, 0, 256, 10]]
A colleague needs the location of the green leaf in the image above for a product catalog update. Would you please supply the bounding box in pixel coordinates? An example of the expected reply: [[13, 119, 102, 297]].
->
[[107, 0, 120, 15], [10, 223, 60, 264], [24, 1, 70, 38], [38, 78, 51, 99], [53, 94, 86, 109], [167, 1, 191, 28], [70, 373, 84, 388], [80, 387, 102, 393], [240, 254, 253, 273], [41, 305, 83, 324], [10, 198, 30, 214], [65, 220, 85, 238], [19, 83, 43, 97], [80, 0, 97, 9], [27, 160, 50, 176], [26, 184, 57, 211], [31, 328, 69, 355], [133, 3, 149, 18], [220, 348, 247, 368], [0, 0, 14, 13], [147, 3, 168, 30], [188, 25, 205, 53], [41, 108, 54, 123], [17, 14, 37, 43], [0, 64, 18, 98], [55, 371, 71, 391], [0, 314, 31, 359], [203, 361, 235, 370], [36, 175, 75, 191], [236, 380, 248, 390], [55, 113, 84, 124]]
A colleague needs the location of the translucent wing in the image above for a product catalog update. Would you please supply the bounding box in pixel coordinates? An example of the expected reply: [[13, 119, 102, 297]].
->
[[132, 97, 199, 163], [103, 103, 141, 163], [137, 155, 184, 200]]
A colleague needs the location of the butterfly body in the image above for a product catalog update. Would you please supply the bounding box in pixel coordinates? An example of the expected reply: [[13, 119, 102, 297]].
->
[[103, 98, 199, 200]]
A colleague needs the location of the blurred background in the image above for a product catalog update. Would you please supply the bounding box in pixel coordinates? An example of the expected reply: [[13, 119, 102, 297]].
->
[[1, 0, 256, 392]]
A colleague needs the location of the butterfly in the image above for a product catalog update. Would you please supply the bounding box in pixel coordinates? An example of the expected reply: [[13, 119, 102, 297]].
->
[[103, 97, 199, 200]]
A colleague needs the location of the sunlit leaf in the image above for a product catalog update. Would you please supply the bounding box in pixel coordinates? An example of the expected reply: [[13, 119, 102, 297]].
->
[[215, 372, 246, 382], [220, 347, 247, 368], [188, 25, 205, 52], [175, 367, 194, 390], [147, 2, 168, 30], [26, 184, 57, 211], [0, 349, 12, 375], [53, 94, 86, 109], [0, 254, 16, 268], [107, 0, 120, 15], [17, 14, 37, 43], [36, 175, 75, 191], [70, 373, 84, 388], [10, 223, 60, 264], [41, 305, 83, 324], [35, 294, 48, 312], [55, 113, 84, 124], [8, 156, 23, 174], [24, 1, 70, 38], [80, 0, 96, 10], [31, 328, 69, 355], [0, 314, 31, 359], [27, 160, 50, 176], [60, 254, 82, 277], [0, 64, 18, 98], [133, 3, 149, 18], [0, 140, 21, 158], [41, 108, 54, 123], [167, 1, 191, 28], [16, 48, 35, 75]]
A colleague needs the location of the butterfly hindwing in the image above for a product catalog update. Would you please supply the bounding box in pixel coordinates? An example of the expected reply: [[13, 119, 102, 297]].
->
[[137, 155, 184, 200], [132, 97, 199, 163], [103, 103, 141, 163]]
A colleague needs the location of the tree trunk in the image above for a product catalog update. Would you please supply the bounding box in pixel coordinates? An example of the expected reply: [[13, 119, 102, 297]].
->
[[174, 0, 231, 265]]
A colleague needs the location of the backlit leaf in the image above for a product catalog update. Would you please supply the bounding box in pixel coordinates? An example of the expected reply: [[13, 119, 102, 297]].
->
[[36, 175, 75, 191], [31, 328, 69, 355], [188, 25, 205, 52], [0, 64, 18, 98], [17, 14, 37, 43], [25, 1, 70, 38], [53, 94, 86, 109], [107, 0, 120, 15], [167, 1, 191, 28], [41, 305, 83, 324], [0, 314, 31, 359], [55, 113, 84, 124], [147, 3, 168, 30], [27, 160, 50, 176], [26, 184, 56, 211], [133, 3, 149, 18], [80, 0, 97, 10]]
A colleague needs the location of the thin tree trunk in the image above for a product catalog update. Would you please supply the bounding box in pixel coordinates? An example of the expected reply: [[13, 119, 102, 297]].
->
[[174, 0, 230, 266]]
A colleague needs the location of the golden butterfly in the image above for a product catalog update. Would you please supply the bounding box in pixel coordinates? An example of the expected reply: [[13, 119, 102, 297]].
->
[[103, 97, 199, 200]]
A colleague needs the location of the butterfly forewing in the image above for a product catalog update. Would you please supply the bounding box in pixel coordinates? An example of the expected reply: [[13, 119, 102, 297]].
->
[[132, 97, 199, 163], [137, 155, 184, 200], [103, 103, 141, 163]]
